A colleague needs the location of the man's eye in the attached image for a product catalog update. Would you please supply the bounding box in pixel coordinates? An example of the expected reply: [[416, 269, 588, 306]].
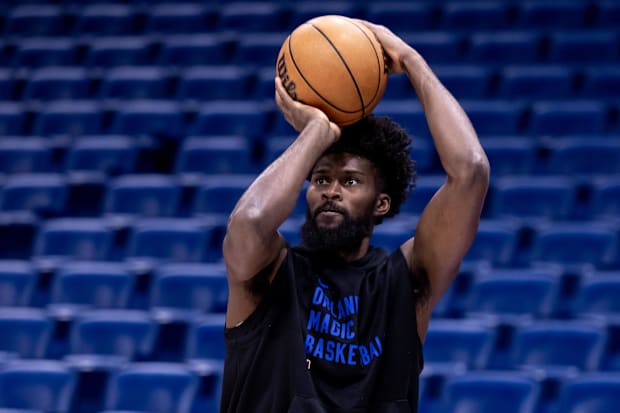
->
[[316, 177, 329, 185], [345, 178, 358, 185]]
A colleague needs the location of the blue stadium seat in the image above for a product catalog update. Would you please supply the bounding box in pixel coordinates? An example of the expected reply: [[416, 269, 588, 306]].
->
[[0, 308, 53, 358], [23, 67, 91, 101], [33, 100, 104, 137], [110, 100, 184, 138], [441, 2, 510, 29], [371, 221, 416, 252], [146, 3, 212, 34], [289, 2, 362, 28], [400, 32, 465, 63], [65, 136, 138, 175], [104, 362, 199, 413], [192, 175, 255, 216], [126, 218, 214, 263], [0, 103, 26, 135], [468, 32, 542, 64], [463, 219, 520, 266], [279, 218, 303, 246], [100, 67, 170, 100], [373, 100, 429, 138], [0, 69, 14, 100], [75, 4, 136, 36], [556, 373, 620, 413], [4, 5, 66, 37], [175, 136, 255, 175], [481, 138, 538, 176], [50, 262, 134, 309], [511, 320, 607, 371], [529, 101, 608, 136], [424, 318, 498, 370], [13, 38, 77, 68], [516, 1, 588, 28], [186, 314, 226, 361], [399, 175, 444, 215], [233, 33, 285, 67], [151, 263, 228, 315], [465, 267, 561, 319], [548, 31, 618, 63], [440, 371, 540, 413], [573, 271, 620, 317], [0, 139, 53, 174], [189, 101, 268, 139], [547, 139, 620, 176], [489, 176, 577, 221], [69, 310, 158, 360], [529, 222, 619, 268], [582, 66, 620, 99], [462, 101, 526, 136], [366, 3, 436, 31], [0, 174, 67, 215], [104, 175, 181, 218], [498, 65, 575, 99], [177, 66, 252, 101], [85, 36, 154, 68], [589, 177, 620, 221], [0, 360, 76, 413], [433, 65, 492, 99], [597, 0, 620, 28], [34, 218, 114, 261], [219, 3, 287, 32], [263, 135, 295, 165], [0, 260, 36, 307], [158, 34, 233, 67]]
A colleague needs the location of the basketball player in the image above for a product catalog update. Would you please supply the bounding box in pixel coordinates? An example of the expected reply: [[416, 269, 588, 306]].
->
[[220, 20, 489, 413]]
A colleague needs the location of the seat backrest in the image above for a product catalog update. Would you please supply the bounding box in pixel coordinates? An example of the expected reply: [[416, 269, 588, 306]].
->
[[51, 261, 134, 308], [0, 308, 53, 358], [0, 360, 77, 413], [557, 373, 620, 413], [0, 260, 37, 307], [441, 371, 540, 413], [105, 362, 200, 413], [424, 318, 497, 370], [151, 263, 228, 314], [69, 310, 158, 359], [512, 320, 607, 371]]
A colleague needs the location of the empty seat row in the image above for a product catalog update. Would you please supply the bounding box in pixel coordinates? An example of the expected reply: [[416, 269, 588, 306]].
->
[[1, 305, 620, 372], [0, 358, 222, 413], [2, 28, 619, 69], [2, 64, 619, 103], [0, 98, 619, 138], [0, 307, 225, 361], [4, 257, 620, 322], [2, 1, 619, 38], [2, 167, 619, 221], [2, 135, 620, 179]]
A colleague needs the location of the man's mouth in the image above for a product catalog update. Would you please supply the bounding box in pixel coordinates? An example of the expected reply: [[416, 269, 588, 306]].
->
[[314, 203, 346, 218]]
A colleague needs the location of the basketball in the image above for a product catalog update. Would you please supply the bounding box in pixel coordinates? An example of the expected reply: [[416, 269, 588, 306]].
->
[[276, 15, 388, 126]]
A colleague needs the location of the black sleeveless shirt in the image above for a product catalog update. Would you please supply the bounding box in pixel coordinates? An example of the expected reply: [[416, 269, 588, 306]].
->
[[221, 246, 423, 413]]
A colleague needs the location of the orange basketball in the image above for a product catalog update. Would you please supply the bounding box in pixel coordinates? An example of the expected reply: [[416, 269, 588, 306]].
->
[[276, 15, 388, 126]]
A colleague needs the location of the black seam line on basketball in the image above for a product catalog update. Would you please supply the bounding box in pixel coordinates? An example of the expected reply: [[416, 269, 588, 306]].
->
[[311, 23, 367, 116], [348, 20, 383, 107], [287, 24, 363, 115]]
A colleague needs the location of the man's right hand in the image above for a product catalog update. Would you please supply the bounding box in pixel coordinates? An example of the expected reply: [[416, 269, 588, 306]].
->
[[275, 76, 341, 139]]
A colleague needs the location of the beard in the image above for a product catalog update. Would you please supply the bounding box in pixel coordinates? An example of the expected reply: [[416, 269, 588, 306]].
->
[[301, 201, 374, 253]]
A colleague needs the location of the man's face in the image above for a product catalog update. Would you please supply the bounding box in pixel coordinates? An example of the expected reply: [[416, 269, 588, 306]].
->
[[301, 153, 384, 252]]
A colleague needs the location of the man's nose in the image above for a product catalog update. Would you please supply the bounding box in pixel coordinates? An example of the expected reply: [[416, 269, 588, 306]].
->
[[322, 182, 342, 200]]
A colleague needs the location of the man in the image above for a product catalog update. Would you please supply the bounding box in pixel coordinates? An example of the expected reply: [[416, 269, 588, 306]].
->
[[221, 20, 489, 413]]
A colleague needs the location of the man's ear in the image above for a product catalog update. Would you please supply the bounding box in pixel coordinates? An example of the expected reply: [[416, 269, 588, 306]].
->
[[374, 194, 391, 217]]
